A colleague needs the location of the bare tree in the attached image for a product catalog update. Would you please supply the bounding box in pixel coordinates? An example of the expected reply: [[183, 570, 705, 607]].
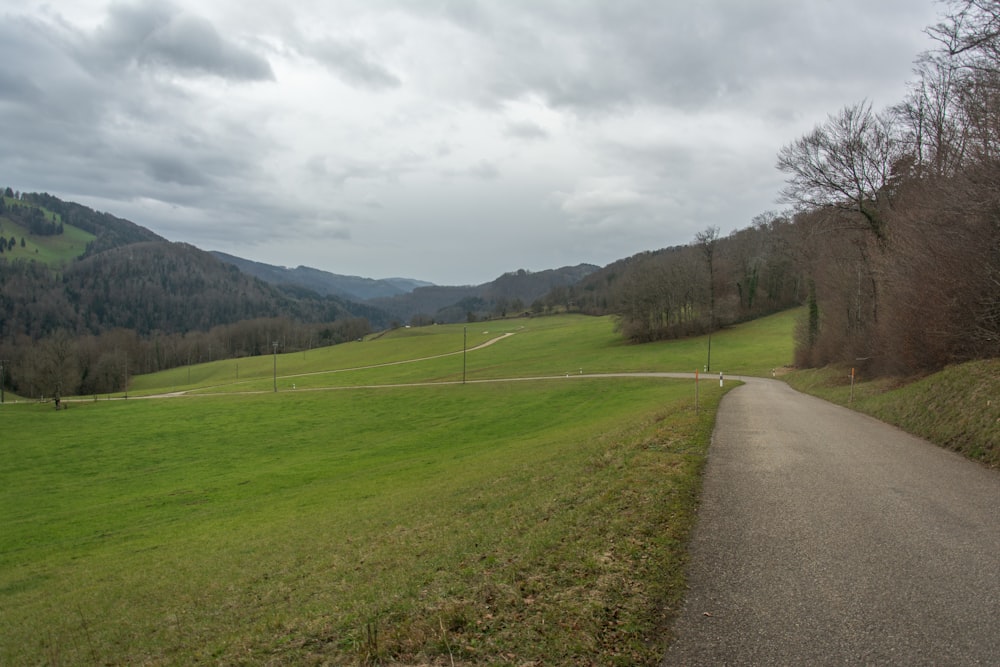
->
[[926, 1, 1000, 163], [36, 330, 79, 404], [896, 53, 969, 177], [928, 0, 1000, 70], [777, 101, 904, 242], [695, 226, 720, 370]]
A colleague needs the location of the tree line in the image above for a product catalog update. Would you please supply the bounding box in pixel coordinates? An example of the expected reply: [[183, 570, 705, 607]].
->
[[0, 193, 63, 237], [1, 316, 372, 400], [566, 214, 803, 344], [0, 240, 379, 398], [7, 1, 1000, 397], [777, 0, 1000, 374], [17, 189, 165, 256], [573, 1, 999, 376]]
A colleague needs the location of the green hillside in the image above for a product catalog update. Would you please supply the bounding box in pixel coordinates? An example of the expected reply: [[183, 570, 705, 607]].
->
[[0, 311, 799, 665], [0, 197, 95, 266], [125, 310, 799, 397]]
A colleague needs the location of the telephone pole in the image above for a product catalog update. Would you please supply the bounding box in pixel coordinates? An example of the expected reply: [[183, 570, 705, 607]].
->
[[273, 341, 278, 392]]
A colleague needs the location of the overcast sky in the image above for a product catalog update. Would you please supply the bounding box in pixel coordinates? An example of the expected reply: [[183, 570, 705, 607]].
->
[[0, 0, 943, 285]]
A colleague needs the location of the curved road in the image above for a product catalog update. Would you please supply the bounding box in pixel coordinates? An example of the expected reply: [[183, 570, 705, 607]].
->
[[663, 378, 1000, 665]]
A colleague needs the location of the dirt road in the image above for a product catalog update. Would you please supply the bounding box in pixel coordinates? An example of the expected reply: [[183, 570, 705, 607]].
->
[[663, 378, 1000, 665]]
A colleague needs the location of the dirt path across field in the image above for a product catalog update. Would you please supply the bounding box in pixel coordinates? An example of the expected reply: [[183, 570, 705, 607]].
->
[[119, 332, 520, 399]]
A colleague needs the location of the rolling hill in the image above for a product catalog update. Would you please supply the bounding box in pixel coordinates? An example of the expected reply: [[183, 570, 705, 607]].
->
[[211, 250, 433, 301], [0, 188, 600, 397]]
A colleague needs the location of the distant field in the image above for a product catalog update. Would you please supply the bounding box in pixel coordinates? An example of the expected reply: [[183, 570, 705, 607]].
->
[[2, 311, 797, 664], [0, 205, 95, 266], [127, 310, 800, 397]]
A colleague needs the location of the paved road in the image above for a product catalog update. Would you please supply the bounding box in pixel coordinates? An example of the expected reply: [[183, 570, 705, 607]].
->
[[663, 378, 1000, 666]]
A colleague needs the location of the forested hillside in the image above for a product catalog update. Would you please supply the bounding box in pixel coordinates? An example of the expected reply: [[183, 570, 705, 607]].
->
[[0, 191, 388, 398], [568, 218, 802, 344], [581, 2, 999, 378], [773, 2, 1000, 375], [4, 2, 998, 398], [0, 237, 380, 397], [19, 189, 164, 255], [211, 251, 433, 301], [370, 264, 599, 323], [0, 189, 597, 398], [71, 243, 367, 333]]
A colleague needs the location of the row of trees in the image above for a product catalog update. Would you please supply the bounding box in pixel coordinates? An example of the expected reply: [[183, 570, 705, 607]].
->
[[0, 236, 24, 253], [0, 197, 63, 236], [369, 264, 595, 324], [583, 1, 998, 377], [0, 316, 373, 399], [777, 0, 1000, 374], [17, 190, 166, 256], [568, 213, 803, 344], [0, 238, 382, 397]]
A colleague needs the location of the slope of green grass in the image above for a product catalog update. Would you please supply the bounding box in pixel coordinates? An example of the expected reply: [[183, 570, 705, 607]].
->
[[0, 210, 95, 266], [2, 310, 798, 664], [784, 359, 1000, 467], [126, 310, 799, 396], [1, 379, 727, 665]]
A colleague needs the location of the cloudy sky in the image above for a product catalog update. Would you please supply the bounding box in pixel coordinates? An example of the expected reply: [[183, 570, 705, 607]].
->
[[1, 0, 943, 285]]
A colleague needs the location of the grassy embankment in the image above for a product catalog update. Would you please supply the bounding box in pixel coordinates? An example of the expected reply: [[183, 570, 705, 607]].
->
[[784, 359, 1000, 468], [1, 311, 795, 665]]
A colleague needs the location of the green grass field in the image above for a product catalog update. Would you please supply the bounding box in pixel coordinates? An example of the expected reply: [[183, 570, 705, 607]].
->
[[127, 310, 799, 397], [0, 202, 95, 266], [1, 311, 797, 665]]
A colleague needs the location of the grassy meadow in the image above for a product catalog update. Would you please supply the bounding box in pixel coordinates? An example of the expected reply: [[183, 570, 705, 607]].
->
[[0, 201, 94, 267], [127, 310, 799, 397], [2, 312, 797, 665]]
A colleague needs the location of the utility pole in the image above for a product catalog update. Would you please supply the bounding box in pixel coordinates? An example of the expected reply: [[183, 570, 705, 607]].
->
[[463, 327, 467, 385], [706, 331, 712, 375], [696, 226, 719, 373], [0, 359, 7, 404], [273, 341, 278, 392]]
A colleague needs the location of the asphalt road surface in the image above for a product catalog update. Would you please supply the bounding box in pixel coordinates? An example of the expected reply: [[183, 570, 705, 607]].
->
[[663, 378, 1000, 666]]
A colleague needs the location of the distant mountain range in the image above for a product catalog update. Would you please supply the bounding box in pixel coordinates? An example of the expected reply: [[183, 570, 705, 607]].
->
[[210, 251, 434, 301], [1, 189, 601, 338], [212, 250, 599, 323]]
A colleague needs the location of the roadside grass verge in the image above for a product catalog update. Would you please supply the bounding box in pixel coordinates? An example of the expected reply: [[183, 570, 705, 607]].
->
[[784, 359, 999, 467], [1, 378, 728, 665]]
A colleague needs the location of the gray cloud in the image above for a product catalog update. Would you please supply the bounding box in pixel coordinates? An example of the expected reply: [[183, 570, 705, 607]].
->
[[410, 0, 935, 117], [468, 161, 500, 180], [0, 68, 43, 101], [142, 154, 211, 187], [306, 38, 401, 90], [504, 121, 549, 140], [0, 0, 943, 285], [93, 2, 274, 80]]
